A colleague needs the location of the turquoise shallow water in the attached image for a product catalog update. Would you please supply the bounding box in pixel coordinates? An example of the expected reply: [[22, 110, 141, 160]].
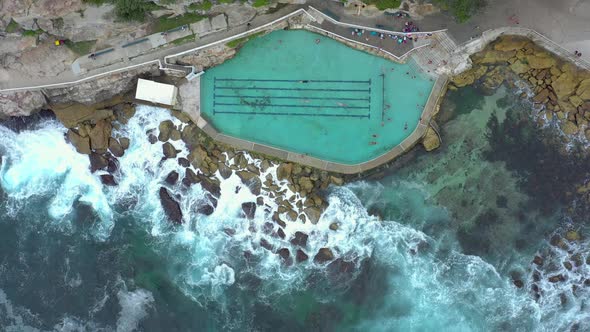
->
[[200, 29, 434, 164]]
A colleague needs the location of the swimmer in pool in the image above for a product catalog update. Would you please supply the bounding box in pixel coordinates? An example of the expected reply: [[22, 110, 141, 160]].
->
[[404, 122, 408, 130]]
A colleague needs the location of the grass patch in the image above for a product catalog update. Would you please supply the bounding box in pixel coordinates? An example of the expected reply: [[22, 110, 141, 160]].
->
[[171, 34, 195, 45], [433, 0, 485, 23], [188, 0, 212, 11], [154, 12, 206, 32], [252, 0, 269, 7], [22, 29, 44, 37], [65, 39, 97, 55], [364, 0, 402, 10], [6, 19, 20, 33], [225, 31, 264, 48], [218, 0, 235, 3], [82, 0, 110, 5]]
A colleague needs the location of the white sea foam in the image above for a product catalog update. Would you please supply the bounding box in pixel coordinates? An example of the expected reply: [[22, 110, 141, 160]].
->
[[115, 289, 154, 332]]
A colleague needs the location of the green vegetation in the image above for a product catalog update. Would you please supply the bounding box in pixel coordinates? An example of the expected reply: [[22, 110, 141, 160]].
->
[[22, 29, 44, 37], [432, 0, 485, 23], [218, 0, 235, 3], [64, 39, 97, 55], [6, 19, 20, 33], [82, 0, 110, 5], [171, 34, 196, 45], [364, 0, 402, 10], [252, 0, 269, 7], [188, 0, 212, 11], [115, 0, 148, 21], [225, 31, 264, 48], [154, 12, 205, 32]]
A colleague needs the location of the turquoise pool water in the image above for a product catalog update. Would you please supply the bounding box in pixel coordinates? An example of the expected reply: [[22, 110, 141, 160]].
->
[[200, 29, 434, 164]]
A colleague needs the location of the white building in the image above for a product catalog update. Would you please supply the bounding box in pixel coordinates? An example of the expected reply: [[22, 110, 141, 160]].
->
[[135, 79, 178, 106]]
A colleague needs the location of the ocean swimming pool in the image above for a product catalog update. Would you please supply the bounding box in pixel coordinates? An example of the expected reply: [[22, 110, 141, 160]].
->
[[200, 29, 434, 164]]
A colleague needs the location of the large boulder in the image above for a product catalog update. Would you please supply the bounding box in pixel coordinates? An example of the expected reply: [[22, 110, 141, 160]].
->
[[218, 162, 232, 179], [0, 90, 47, 118], [477, 50, 516, 64], [451, 65, 487, 87], [522, 53, 556, 69], [276, 163, 293, 181], [313, 248, 335, 264], [237, 171, 262, 195], [241, 202, 256, 219], [88, 119, 112, 151], [421, 126, 440, 151], [493, 37, 530, 52], [165, 171, 179, 185], [88, 153, 108, 172], [158, 120, 175, 142], [296, 249, 309, 263], [576, 79, 590, 100], [197, 175, 221, 198], [100, 174, 117, 186], [553, 70, 578, 99], [304, 206, 322, 224], [159, 187, 183, 224], [290, 231, 308, 247], [67, 129, 91, 154], [162, 142, 178, 159], [119, 137, 130, 150], [509, 59, 530, 74], [52, 104, 113, 128], [108, 137, 124, 157]]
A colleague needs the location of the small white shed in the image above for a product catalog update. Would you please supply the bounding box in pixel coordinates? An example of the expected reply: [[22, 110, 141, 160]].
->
[[135, 79, 178, 106]]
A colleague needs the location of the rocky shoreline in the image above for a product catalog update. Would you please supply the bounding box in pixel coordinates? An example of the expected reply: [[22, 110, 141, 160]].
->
[[450, 35, 590, 144]]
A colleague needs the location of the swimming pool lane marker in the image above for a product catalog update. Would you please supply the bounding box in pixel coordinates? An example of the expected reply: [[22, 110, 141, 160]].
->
[[214, 95, 370, 101], [214, 87, 370, 92], [215, 103, 369, 110], [213, 110, 370, 118], [215, 78, 371, 84]]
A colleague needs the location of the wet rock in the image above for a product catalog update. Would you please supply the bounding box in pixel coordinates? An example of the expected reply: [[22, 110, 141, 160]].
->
[[565, 230, 581, 242], [182, 168, 200, 186], [272, 212, 286, 228], [100, 174, 117, 186], [329, 222, 339, 231], [218, 162, 232, 179], [197, 174, 221, 198], [533, 256, 544, 266], [513, 279, 524, 288], [52, 105, 113, 128], [108, 137, 124, 157], [276, 163, 293, 181], [88, 153, 108, 172], [170, 129, 181, 141], [286, 209, 298, 221], [165, 171, 179, 185], [260, 238, 273, 251], [256, 196, 264, 206], [548, 274, 565, 283], [304, 206, 322, 224], [114, 104, 135, 124], [422, 126, 440, 151], [159, 187, 183, 224], [313, 248, 335, 264], [197, 204, 214, 216], [158, 120, 174, 142], [563, 261, 573, 270], [277, 228, 286, 239], [296, 249, 309, 263], [67, 129, 91, 154], [148, 134, 157, 144], [241, 202, 256, 219], [330, 176, 344, 186], [106, 156, 119, 173], [290, 231, 308, 247], [277, 248, 292, 265], [119, 137, 130, 150], [162, 142, 178, 159], [178, 157, 190, 168], [88, 119, 112, 151], [237, 171, 262, 195]]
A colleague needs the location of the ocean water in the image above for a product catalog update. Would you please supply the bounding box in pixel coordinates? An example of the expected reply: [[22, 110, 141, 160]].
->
[[200, 30, 434, 164], [0, 84, 588, 331]]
